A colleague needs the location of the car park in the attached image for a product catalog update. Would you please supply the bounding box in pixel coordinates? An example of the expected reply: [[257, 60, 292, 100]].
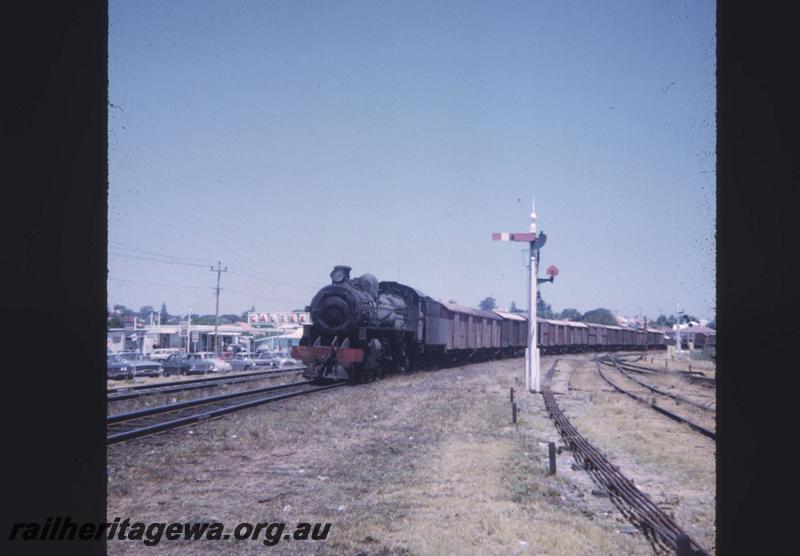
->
[[107, 352, 164, 379]]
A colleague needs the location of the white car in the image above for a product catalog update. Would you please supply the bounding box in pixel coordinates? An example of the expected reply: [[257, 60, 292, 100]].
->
[[189, 352, 232, 372], [149, 348, 183, 362]]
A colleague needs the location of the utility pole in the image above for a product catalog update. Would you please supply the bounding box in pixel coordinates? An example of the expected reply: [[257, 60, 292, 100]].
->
[[211, 261, 228, 355]]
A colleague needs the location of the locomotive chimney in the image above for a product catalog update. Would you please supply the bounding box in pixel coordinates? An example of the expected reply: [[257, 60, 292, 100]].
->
[[330, 265, 352, 284]]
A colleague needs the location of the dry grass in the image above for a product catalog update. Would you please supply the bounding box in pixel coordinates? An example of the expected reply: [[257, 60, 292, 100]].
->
[[107, 358, 656, 555], [556, 356, 716, 552]]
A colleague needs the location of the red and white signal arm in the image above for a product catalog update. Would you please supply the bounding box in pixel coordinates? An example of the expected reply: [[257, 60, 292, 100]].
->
[[547, 265, 559, 277]]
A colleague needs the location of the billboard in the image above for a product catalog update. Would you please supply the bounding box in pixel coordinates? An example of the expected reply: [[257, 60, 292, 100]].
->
[[248, 312, 311, 327]]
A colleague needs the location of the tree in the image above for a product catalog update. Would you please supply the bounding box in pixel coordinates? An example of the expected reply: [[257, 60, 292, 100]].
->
[[559, 308, 582, 321], [448, 299, 457, 304], [707, 320, 716, 329], [219, 313, 243, 324], [240, 305, 256, 322], [160, 302, 169, 323], [680, 314, 698, 324], [581, 308, 617, 326], [536, 293, 556, 319], [654, 314, 677, 328], [138, 305, 155, 320], [479, 297, 497, 311], [107, 313, 124, 329], [509, 301, 522, 313]]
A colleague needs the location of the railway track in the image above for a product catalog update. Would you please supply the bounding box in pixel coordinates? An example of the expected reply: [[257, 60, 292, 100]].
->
[[107, 366, 306, 401], [542, 388, 709, 555], [601, 358, 715, 412], [614, 357, 716, 388], [107, 379, 342, 445], [596, 358, 715, 440]]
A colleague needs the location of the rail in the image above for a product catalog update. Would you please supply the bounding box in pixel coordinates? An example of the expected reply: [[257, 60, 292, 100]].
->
[[600, 357, 714, 413], [595, 359, 715, 440], [541, 388, 709, 555], [107, 380, 342, 444], [107, 367, 305, 401]]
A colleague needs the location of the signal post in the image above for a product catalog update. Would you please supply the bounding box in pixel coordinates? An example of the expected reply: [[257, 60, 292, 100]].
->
[[493, 202, 556, 393]]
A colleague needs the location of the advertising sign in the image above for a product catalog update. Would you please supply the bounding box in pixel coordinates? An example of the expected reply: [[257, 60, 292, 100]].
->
[[124, 316, 137, 331], [179, 321, 189, 337], [248, 312, 311, 327], [191, 331, 199, 342]]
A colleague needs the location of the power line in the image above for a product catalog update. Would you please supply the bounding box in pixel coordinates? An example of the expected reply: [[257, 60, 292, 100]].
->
[[108, 251, 211, 268], [110, 241, 319, 288], [109, 240, 215, 265], [222, 287, 285, 304], [108, 277, 213, 290]]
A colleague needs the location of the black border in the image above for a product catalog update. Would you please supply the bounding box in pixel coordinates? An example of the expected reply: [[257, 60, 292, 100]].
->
[[3, 2, 107, 554], [716, 2, 799, 554], [3, 1, 798, 554]]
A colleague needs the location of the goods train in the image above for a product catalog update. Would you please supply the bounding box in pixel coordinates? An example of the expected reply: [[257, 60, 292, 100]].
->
[[292, 266, 666, 383]]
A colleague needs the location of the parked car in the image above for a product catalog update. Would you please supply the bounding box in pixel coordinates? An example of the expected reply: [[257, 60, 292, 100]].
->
[[162, 353, 215, 376], [107, 353, 164, 380], [230, 352, 276, 371], [274, 354, 299, 367], [189, 352, 233, 372], [149, 348, 183, 362]]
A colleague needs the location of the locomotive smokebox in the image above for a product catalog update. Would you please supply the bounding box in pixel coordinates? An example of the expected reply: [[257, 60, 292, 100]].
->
[[309, 266, 378, 334]]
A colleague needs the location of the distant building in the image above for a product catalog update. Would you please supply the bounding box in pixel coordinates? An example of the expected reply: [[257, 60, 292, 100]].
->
[[107, 322, 265, 355], [664, 324, 716, 350]]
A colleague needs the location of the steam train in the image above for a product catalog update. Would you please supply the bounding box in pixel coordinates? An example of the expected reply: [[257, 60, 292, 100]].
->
[[292, 266, 666, 383]]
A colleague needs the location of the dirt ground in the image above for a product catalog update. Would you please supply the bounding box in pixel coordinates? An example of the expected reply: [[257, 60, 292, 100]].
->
[[107, 353, 714, 555]]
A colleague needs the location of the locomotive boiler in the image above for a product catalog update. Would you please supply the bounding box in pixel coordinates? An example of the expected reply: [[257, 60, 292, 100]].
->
[[292, 266, 423, 382]]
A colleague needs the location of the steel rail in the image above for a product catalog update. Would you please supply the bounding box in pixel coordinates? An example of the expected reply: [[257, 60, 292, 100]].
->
[[602, 359, 715, 413], [107, 366, 306, 395], [541, 388, 709, 555], [108, 367, 304, 401], [108, 380, 314, 423], [615, 359, 715, 385], [107, 383, 343, 444], [596, 361, 716, 440]]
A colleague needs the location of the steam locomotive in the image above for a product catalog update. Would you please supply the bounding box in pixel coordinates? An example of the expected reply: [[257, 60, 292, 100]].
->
[[292, 265, 665, 383]]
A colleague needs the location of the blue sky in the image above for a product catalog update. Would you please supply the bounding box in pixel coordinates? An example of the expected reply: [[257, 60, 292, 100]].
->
[[108, 0, 716, 321]]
